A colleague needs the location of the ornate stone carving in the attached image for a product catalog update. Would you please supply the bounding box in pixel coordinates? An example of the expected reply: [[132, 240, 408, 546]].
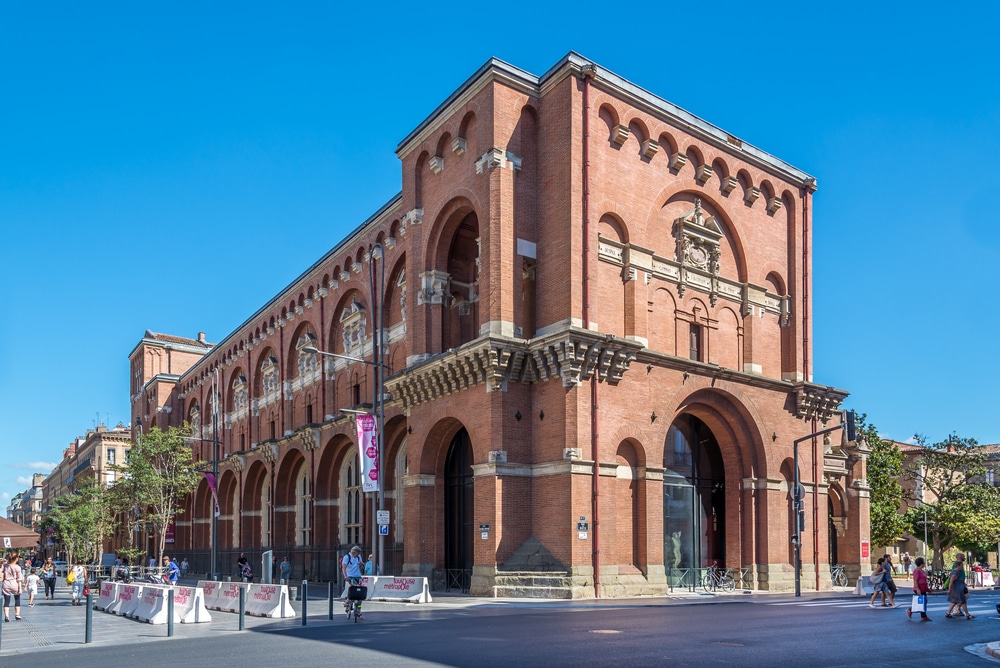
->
[[674, 199, 722, 304], [417, 270, 449, 306], [475, 148, 522, 173], [400, 208, 423, 235], [793, 384, 848, 423], [339, 302, 367, 353]]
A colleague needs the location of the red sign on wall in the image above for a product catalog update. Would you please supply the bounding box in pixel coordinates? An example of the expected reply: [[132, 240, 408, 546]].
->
[[861, 539, 869, 559]]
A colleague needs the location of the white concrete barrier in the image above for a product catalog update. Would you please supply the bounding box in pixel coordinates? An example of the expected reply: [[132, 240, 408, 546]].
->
[[341, 577, 432, 603], [134, 585, 170, 623], [94, 581, 119, 611], [245, 583, 296, 618], [212, 581, 246, 613], [173, 585, 212, 623], [113, 584, 144, 617], [199, 580, 221, 610]]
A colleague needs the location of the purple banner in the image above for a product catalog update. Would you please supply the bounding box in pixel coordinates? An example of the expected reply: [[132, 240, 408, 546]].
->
[[204, 472, 221, 517], [355, 413, 380, 493]]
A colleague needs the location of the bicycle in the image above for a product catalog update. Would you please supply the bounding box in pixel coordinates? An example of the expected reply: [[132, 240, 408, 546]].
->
[[345, 582, 367, 622], [831, 564, 848, 587], [701, 562, 735, 592]]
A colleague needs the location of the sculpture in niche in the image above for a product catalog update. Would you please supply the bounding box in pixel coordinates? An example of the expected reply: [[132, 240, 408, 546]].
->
[[261, 356, 279, 394], [340, 302, 367, 351], [189, 407, 200, 433], [232, 376, 248, 412], [673, 199, 723, 302], [397, 270, 407, 322], [296, 334, 318, 377]]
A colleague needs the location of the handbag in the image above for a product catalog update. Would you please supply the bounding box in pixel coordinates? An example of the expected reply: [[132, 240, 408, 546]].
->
[[66, 569, 75, 584], [911, 594, 926, 613], [869, 571, 884, 585]]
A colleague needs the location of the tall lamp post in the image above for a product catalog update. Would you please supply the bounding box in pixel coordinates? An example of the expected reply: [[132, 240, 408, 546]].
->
[[304, 241, 386, 574]]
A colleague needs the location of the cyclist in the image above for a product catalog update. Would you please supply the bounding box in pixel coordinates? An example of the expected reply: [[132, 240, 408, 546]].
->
[[341, 545, 365, 620]]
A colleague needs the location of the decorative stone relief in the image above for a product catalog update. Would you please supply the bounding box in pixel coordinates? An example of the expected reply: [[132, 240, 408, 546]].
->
[[400, 208, 423, 236], [475, 147, 522, 173], [397, 269, 407, 321], [340, 302, 367, 352], [794, 384, 847, 423], [261, 356, 280, 395], [232, 376, 248, 413], [189, 407, 200, 433], [417, 270, 449, 306]]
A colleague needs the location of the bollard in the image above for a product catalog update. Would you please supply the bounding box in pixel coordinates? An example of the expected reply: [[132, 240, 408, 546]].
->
[[167, 588, 174, 637], [1, 601, 5, 651], [238, 586, 245, 631], [301, 579, 308, 626], [328, 580, 335, 620], [85, 587, 93, 644]]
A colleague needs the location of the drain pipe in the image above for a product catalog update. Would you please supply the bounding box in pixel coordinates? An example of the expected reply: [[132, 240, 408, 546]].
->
[[581, 63, 600, 598]]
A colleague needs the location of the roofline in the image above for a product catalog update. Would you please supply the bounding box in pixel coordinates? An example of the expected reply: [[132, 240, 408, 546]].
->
[[173, 192, 403, 381], [396, 51, 815, 187]]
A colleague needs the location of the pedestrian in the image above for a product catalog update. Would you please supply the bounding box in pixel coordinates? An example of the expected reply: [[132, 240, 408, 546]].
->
[[945, 553, 974, 619], [280, 556, 291, 584], [902, 552, 911, 578], [181, 557, 189, 575], [868, 557, 890, 608], [906, 556, 931, 622], [163, 556, 180, 584], [237, 553, 248, 579], [2, 550, 24, 621], [882, 555, 897, 606], [365, 553, 377, 576], [148, 556, 156, 569], [26, 568, 40, 607], [341, 546, 365, 620], [42, 557, 57, 600], [69, 559, 87, 606]]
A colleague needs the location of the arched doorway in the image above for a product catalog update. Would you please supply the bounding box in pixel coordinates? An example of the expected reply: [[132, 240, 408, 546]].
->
[[444, 428, 473, 592], [663, 415, 726, 581]]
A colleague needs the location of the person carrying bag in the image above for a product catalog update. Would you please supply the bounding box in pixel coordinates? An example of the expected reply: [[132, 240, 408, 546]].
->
[[906, 556, 931, 622]]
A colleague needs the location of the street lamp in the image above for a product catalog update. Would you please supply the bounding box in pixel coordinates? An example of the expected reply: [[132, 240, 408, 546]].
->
[[302, 239, 388, 577]]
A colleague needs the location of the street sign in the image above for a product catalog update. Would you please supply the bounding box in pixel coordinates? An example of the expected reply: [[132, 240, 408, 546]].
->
[[377, 510, 390, 525], [577, 522, 589, 531], [578, 532, 588, 540], [379, 524, 389, 535], [479, 524, 490, 532]]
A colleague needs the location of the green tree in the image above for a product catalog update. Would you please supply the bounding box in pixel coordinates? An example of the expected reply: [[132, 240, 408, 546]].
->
[[111, 425, 204, 564], [902, 433, 1000, 569], [44, 484, 115, 563], [863, 414, 907, 550]]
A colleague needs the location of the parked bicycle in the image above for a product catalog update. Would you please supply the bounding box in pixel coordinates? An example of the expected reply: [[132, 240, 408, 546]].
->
[[702, 562, 735, 593], [831, 564, 848, 587], [927, 569, 948, 591]]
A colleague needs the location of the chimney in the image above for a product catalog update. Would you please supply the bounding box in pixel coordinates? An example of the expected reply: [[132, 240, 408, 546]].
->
[[198, 332, 206, 343]]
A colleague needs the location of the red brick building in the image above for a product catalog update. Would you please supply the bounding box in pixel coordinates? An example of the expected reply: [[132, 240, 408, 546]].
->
[[129, 53, 868, 596]]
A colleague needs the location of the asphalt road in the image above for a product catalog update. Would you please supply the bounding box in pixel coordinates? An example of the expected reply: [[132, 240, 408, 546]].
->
[[5, 590, 1000, 667]]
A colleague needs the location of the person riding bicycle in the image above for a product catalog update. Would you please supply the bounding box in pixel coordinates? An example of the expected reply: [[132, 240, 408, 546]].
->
[[341, 545, 365, 620]]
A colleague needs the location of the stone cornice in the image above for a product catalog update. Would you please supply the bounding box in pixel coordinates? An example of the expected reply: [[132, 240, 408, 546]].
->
[[387, 328, 642, 409], [794, 384, 849, 423]]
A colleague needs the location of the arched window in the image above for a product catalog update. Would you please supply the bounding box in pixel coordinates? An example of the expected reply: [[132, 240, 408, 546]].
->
[[340, 454, 362, 545]]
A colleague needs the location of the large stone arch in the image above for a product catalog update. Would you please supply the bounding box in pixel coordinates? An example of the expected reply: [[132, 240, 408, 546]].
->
[[218, 469, 239, 550], [242, 460, 269, 551], [274, 448, 309, 548]]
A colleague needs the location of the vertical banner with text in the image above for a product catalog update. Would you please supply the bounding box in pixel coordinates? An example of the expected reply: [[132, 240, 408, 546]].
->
[[204, 472, 221, 517], [355, 413, 380, 493]]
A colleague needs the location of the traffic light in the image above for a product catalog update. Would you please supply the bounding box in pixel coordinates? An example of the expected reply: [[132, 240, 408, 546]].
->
[[845, 409, 857, 442]]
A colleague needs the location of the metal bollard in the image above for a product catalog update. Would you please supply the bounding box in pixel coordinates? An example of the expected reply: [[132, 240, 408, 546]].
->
[[238, 586, 245, 631], [167, 588, 174, 637], [85, 587, 93, 644], [301, 579, 308, 626], [328, 580, 335, 620]]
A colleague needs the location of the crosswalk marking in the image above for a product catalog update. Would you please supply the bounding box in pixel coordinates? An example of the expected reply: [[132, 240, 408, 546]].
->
[[767, 598, 998, 615]]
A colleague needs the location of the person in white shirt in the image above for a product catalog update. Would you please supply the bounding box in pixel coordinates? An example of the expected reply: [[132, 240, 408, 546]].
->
[[26, 568, 40, 607]]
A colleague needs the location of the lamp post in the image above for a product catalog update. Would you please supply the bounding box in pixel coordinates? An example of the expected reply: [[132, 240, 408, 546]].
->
[[303, 240, 387, 577]]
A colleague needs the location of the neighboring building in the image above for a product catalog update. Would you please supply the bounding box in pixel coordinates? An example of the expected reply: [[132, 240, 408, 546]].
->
[[129, 53, 866, 596], [9, 474, 45, 530]]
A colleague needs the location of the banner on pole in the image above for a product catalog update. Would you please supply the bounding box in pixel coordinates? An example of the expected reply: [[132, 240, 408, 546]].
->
[[355, 413, 380, 493], [204, 472, 221, 517]]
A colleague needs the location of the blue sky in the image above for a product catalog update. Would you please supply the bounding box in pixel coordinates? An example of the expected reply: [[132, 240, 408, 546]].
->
[[2, 2, 998, 505]]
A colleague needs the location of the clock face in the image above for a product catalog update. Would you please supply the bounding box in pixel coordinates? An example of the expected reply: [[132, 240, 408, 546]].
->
[[689, 245, 708, 266]]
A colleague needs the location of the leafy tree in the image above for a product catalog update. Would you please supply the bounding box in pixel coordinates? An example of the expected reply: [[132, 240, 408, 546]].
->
[[110, 425, 204, 565], [863, 414, 907, 550], [902, 433, 1000, 569], [44, 484, 114, 563]]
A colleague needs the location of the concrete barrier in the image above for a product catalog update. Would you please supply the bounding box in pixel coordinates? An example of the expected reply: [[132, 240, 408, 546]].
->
[[94, 581, 119, 611], [133, 585, 170, 623], [342, 577, 432, 603], [173, 585, 212, 623], [113, 584, 144, 617], [245, 583, 296, 618], [199, 580, 222, 610], [212, 581, 246, 613]]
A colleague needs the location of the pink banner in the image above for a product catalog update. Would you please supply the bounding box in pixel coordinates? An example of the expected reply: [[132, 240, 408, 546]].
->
[[355, 413, 380, 493], [204, 472, 221, 517]]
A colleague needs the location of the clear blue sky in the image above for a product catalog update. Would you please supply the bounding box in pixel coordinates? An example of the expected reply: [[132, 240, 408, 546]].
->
[[3, 2, 998, 505]]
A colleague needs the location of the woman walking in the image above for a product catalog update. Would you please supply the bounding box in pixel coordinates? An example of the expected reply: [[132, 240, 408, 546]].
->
[[868, 557, 890, 608], [906, 557, 931, 621], [42, 557, 57, 600], [945, 553, 974, 619], [70, 559, 87, 606], [2, 550, 24, 621]]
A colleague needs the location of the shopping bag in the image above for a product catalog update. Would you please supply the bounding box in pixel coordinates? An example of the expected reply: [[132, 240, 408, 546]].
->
[[910, 594, 926, 613], [66, 570, 75, 584]]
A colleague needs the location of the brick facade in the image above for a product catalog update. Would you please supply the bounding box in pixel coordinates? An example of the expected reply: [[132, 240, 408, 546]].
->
[[129, 53, 869, 596]]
